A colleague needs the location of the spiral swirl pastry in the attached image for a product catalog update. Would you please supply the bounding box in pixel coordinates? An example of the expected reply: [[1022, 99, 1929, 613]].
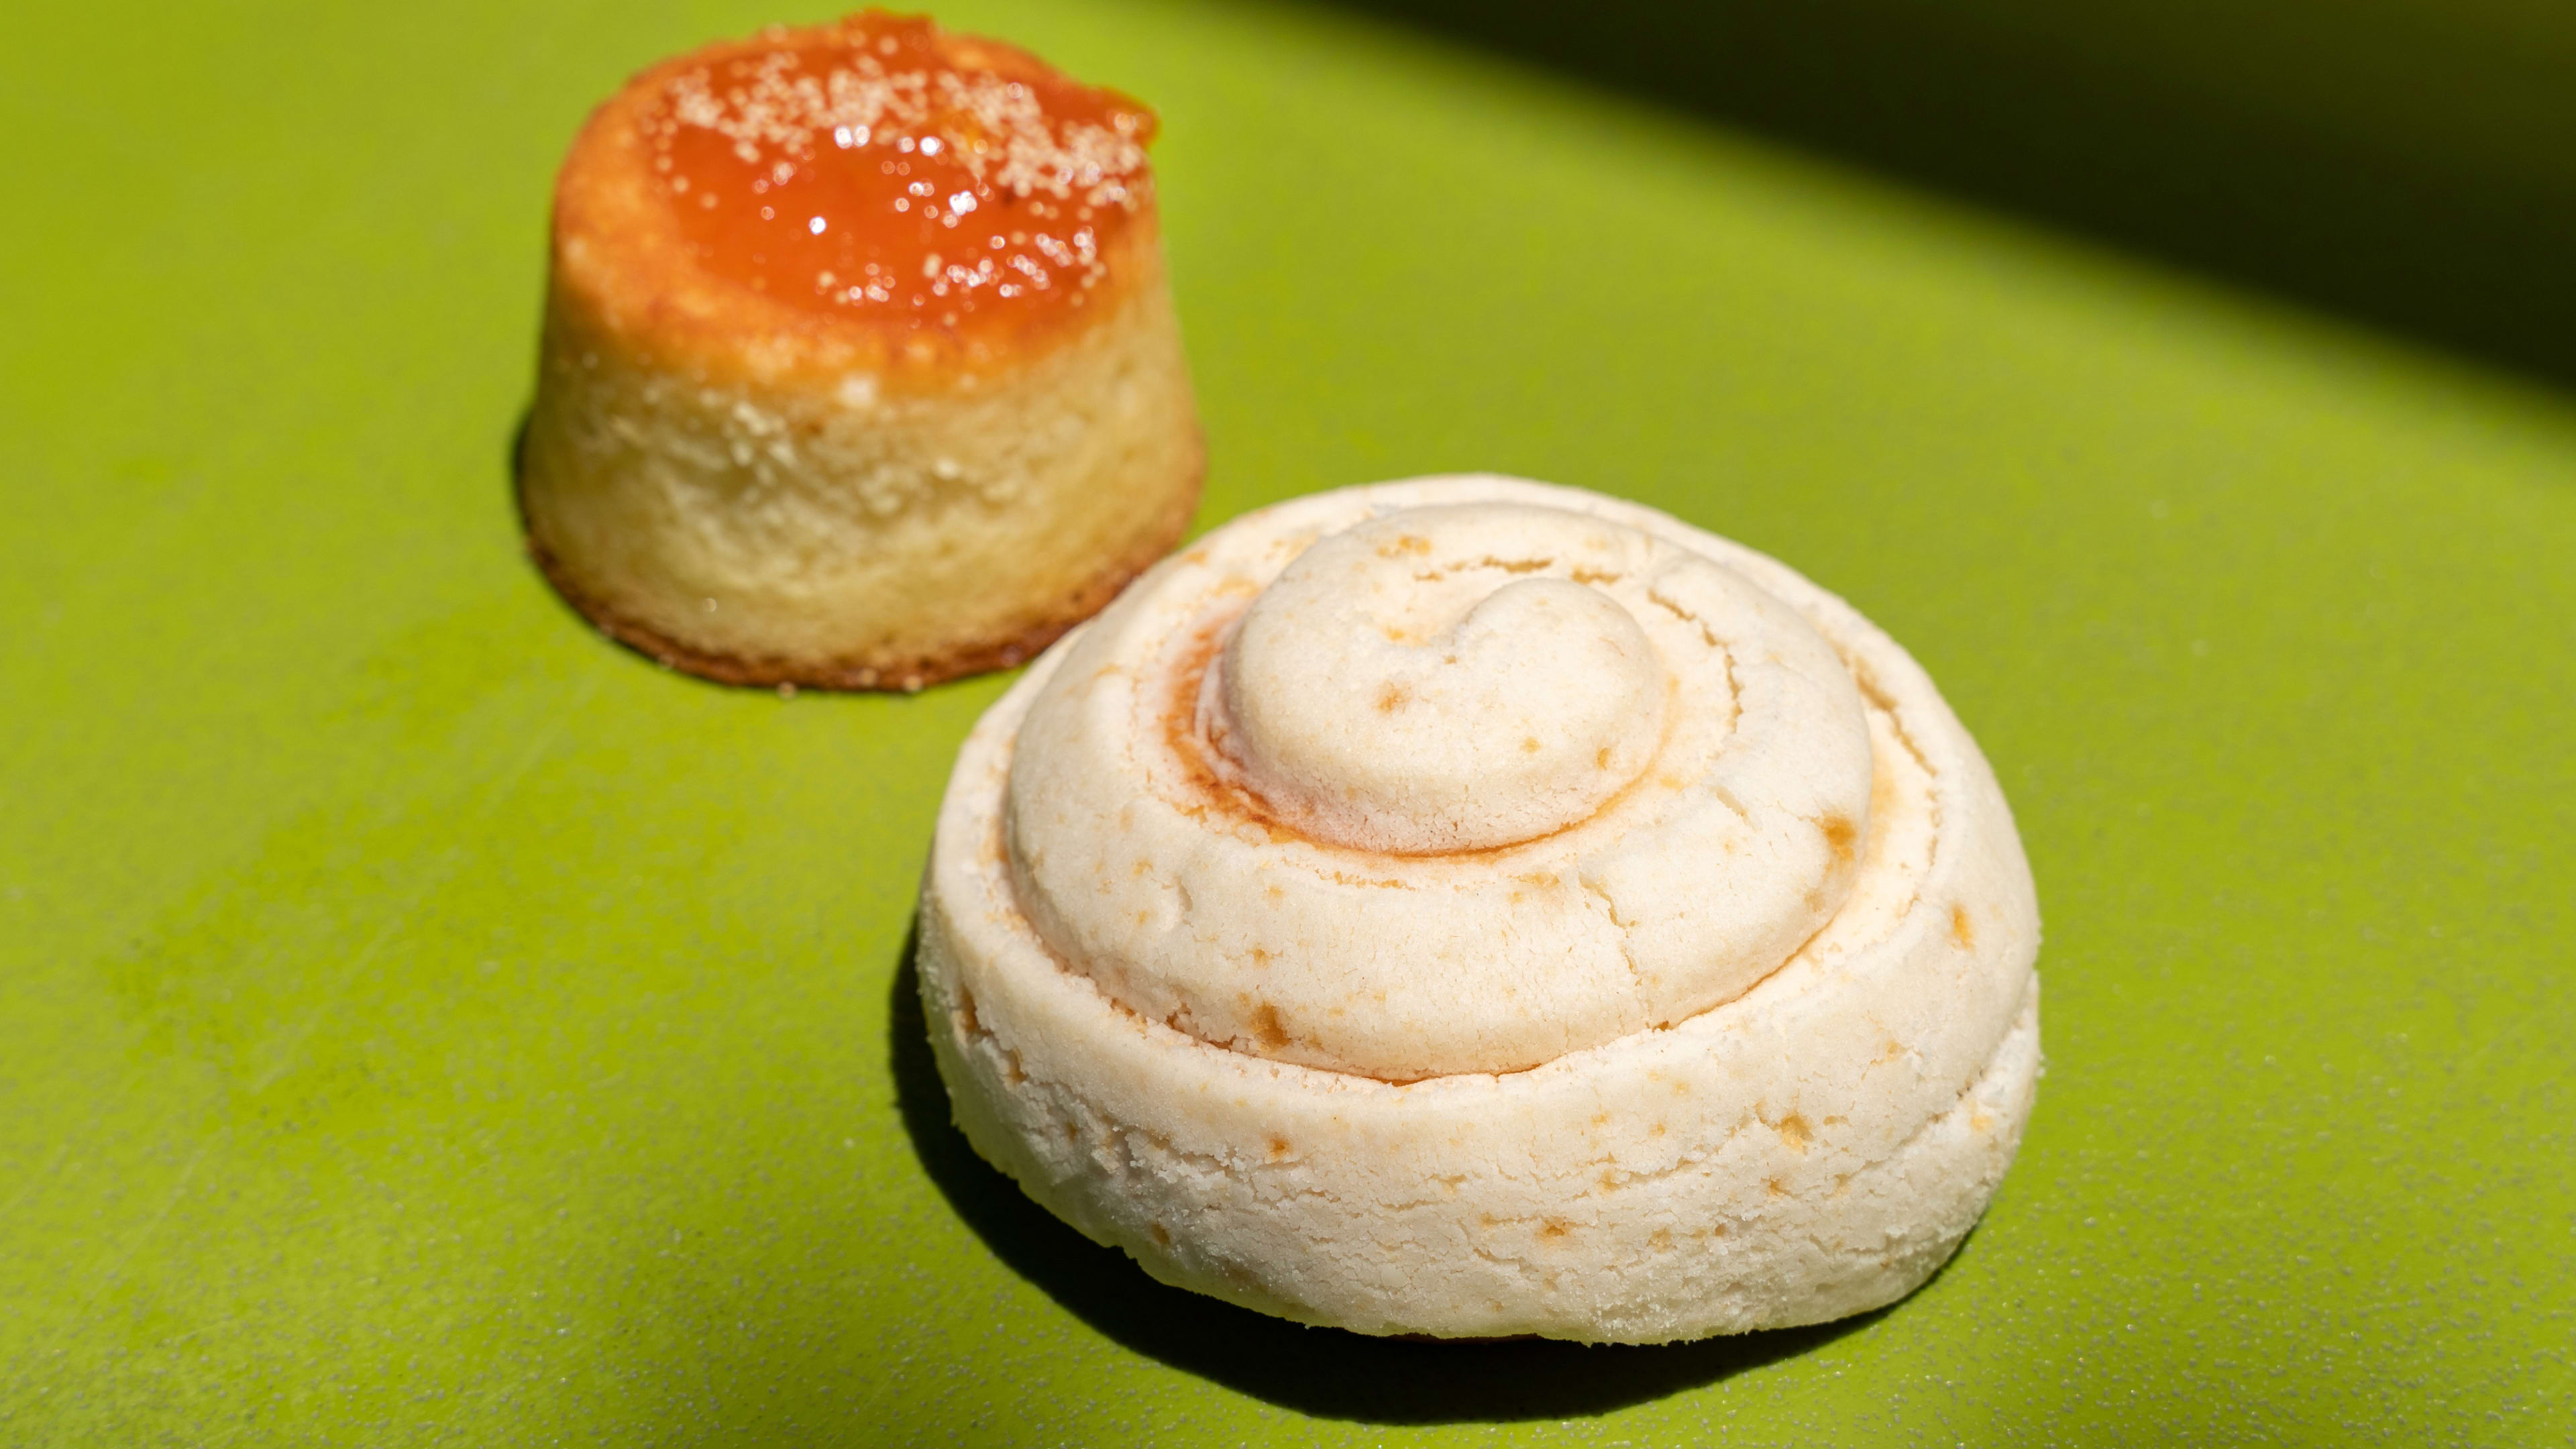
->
[[920, 476, 2040, 1342]]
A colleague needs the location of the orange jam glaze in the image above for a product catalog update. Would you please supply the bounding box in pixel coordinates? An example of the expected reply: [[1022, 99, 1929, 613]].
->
[[642, 12, 1157, 347]]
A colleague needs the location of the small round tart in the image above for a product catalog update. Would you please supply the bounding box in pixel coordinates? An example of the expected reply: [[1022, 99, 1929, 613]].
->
[[522, 11, 1202, 690], [920, 477, 2043, 1343]]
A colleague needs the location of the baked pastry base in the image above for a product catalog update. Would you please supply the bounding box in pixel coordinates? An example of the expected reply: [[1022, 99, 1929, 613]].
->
[[517, 445, 1197, 692]]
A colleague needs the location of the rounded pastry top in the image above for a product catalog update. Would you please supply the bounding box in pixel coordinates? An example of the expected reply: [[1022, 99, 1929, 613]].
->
[[550, 11, 1163, 379], [1004, 478, 1888, 1081], [1201, 506, 1671, 855]]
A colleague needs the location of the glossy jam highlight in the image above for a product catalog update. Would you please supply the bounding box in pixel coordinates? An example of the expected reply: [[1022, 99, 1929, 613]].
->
[[643, 13, 1156, 343]]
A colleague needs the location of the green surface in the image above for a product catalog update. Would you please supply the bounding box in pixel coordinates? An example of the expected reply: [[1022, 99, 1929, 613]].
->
[[3, 0, 2573, 1442]]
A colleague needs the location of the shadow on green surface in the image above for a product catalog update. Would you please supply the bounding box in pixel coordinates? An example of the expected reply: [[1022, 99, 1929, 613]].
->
[[888, 933, 1890, 1424], [1330, 0, 2576, 392]]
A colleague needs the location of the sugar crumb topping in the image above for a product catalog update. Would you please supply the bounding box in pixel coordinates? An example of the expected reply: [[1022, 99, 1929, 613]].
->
[[637, 13, 1155, 329]]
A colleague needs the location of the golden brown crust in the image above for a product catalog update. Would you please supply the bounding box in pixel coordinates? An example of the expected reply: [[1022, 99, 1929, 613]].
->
[[517, 429, 1202, 691], [523, 17, 1197, 692]]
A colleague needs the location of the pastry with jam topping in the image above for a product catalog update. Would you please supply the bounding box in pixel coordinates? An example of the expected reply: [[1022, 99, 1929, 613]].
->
[[521, 12, 1201, 691]]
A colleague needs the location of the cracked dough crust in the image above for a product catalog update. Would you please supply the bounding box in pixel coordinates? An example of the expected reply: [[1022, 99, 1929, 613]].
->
[[918, 476, 2041, 1342]]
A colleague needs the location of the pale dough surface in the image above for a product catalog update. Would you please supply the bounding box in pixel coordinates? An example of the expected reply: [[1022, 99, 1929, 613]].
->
[[920, 476, 2041, 1342]]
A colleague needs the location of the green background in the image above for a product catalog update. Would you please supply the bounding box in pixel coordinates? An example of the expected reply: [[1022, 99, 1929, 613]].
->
[[4, 0, 2571, 1442]]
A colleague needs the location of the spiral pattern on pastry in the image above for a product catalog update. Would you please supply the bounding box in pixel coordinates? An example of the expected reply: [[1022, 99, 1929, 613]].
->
[[920, 476, 2041, 1342]]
